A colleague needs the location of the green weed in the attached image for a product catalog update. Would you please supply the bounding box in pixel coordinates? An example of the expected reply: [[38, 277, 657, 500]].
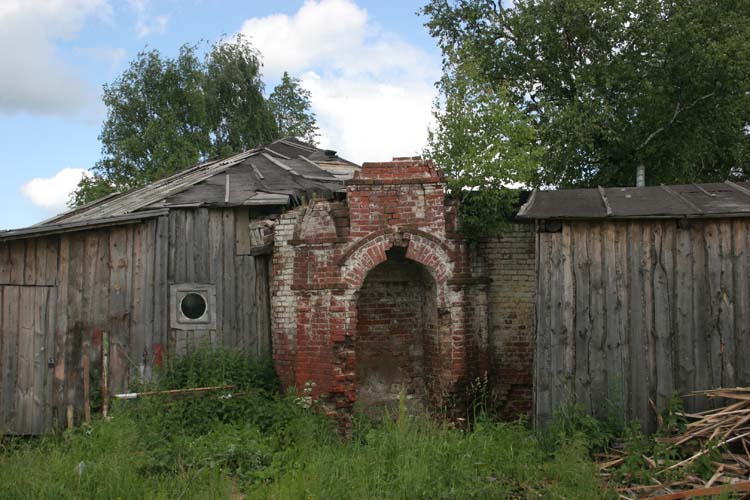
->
[[0, 347, 614, 499]]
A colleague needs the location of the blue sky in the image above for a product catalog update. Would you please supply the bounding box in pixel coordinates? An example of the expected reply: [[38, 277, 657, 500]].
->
[[0, 0, 442, 229]]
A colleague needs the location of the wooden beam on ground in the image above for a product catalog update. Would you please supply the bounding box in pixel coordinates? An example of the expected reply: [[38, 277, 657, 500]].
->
[[644, 480, 750, 499]]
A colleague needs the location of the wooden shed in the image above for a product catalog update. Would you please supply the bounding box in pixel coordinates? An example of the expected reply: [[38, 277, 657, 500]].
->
[[518, 181, 750, 431], [0, 138, 358, 435]]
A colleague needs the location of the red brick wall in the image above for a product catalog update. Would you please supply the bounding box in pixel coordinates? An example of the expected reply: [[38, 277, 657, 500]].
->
[[355, 252, 438, 414], [270, 158, 492, 423]]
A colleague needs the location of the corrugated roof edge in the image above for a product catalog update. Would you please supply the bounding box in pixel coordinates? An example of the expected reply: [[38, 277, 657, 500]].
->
[[0, 209, 168, 242]]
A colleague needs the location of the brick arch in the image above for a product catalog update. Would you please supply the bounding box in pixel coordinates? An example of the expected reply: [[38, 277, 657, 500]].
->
[[339, 230, 453, 303]]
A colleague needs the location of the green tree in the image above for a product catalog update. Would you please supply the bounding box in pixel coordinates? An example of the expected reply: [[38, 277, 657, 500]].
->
[[70, 34, 280, 207], [421, 0, 750, 188], [269, 72, 320, 145], [425, 61, 541, 237]]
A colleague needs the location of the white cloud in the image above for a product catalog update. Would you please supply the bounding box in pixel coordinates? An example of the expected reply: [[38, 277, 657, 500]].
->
[[238, 0, 440, 163], [76, 46, 127, 66], [21, 168, 92, 211], [0, 0, 111, 116], [128, 0, 169, 38], [302, 72, 435, 163]]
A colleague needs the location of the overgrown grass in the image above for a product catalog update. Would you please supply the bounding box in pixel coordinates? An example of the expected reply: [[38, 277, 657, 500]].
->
[[0, 348, 615, 499]]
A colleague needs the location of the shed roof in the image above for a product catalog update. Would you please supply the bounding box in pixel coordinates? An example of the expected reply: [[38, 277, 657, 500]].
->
[[517, 181, 750, 220], [36, 138, 358, 227]]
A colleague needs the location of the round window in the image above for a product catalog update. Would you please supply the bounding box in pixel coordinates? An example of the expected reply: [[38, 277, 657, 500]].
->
[[180, 293, 207, 320]]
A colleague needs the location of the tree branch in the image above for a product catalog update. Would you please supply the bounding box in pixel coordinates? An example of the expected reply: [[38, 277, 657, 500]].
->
[[636, 84, 720, 151]]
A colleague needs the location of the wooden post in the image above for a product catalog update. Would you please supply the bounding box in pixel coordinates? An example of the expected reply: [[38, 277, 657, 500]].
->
[[82, 343, 90, 424], [66, 405, 74, 430], [101, 331, 109, 418]]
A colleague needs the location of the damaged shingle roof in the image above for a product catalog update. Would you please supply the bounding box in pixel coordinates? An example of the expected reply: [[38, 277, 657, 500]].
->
[[38, 138, 359, 226], [517, 181, 750, 220]]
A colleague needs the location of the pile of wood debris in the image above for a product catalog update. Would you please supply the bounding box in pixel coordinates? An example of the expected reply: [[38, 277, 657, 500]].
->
[[598, 388, 750, 499]]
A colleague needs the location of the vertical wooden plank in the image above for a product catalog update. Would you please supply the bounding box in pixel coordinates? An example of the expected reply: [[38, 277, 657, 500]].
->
[[1, 287, 19, 432], [33, 237, 46, 286], [16, 286, 35, 434], [194, 208, 210, 283], [153, 216, 169, 363], [627, 222, 648, 427], [571, 224, 592, 413], [615, 222, 630, 418], [642, 223, 657, 431], [43, 286, 57, 431], [9, 240, 25, 285], [141, 221, 155, 383], [704, 221, 722, 391], [718, 221, 736, 388], [35, 237, 58, 286], [0, 243, 10, 283], [246, 256, 258, 355], [652, 222, 674, 412], [108, 227, 130, 395], [235, 255, 247, 351], [735, 220, 750, 386], [222, 209, 237, 349], [23, 239, 36, 285], [168, 210, 178, 283], [81, 231, 100, 339], [602, 222, 625, 418], [130, 223, 146, 384], [208, 210, 225, 346], [675, 222, 696, 411], [88, 231, 110, 409], [560, 226, 575, 382], [235, 206, 251, 255], [534, 229, 552, 426], [52, 237, 70, 428], [257, 256, 273, 357], [65, 235, 85, 426], [561, 224, 575, 398], [691, 223, 711, 410], [184, 210, 195, 281], [237, 255, 256, 352], [588, 224, 607, 419], [31, 287, 49, 434], [0, 286, 5, 427], [169, 211, 186, 355], [547, 229, 566, 413]]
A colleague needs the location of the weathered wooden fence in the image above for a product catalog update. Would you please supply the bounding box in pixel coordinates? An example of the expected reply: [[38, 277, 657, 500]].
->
[[535, 218, 750, 431]]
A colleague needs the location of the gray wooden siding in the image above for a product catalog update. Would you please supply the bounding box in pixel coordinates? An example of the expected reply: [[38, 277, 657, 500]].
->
[[0, 208, 271, 434], [166, 208, 271, 357], [535, 219, 750, 432]]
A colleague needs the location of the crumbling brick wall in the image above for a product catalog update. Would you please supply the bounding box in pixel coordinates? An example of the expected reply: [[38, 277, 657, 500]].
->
[[270, 159, 491, 424], [483, 223, 536, 419]]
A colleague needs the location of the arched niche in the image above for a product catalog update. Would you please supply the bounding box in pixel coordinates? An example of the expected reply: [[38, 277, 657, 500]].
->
[[353, 246, 440, 416]]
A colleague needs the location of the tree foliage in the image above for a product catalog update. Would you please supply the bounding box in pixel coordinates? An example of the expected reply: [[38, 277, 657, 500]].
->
[[425, 61, 541, 237], [70, 35, 319, 207], [269, 72, 320, 145], [422, 0, 750, 188]]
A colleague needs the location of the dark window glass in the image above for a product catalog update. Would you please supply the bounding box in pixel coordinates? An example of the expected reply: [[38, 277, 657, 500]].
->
[[180, 293, 207, 320]]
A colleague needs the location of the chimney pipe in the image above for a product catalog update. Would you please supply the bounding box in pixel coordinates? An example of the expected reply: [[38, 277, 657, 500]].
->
[[636, 162, 645, 187]]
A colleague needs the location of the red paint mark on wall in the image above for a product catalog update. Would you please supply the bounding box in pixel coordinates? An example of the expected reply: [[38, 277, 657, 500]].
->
[[152, 343, 164, 366], [92, 328, 102, 348]]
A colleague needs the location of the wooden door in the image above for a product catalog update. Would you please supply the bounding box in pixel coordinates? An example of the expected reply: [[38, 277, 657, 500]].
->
[[0, 285, 56, 434]]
